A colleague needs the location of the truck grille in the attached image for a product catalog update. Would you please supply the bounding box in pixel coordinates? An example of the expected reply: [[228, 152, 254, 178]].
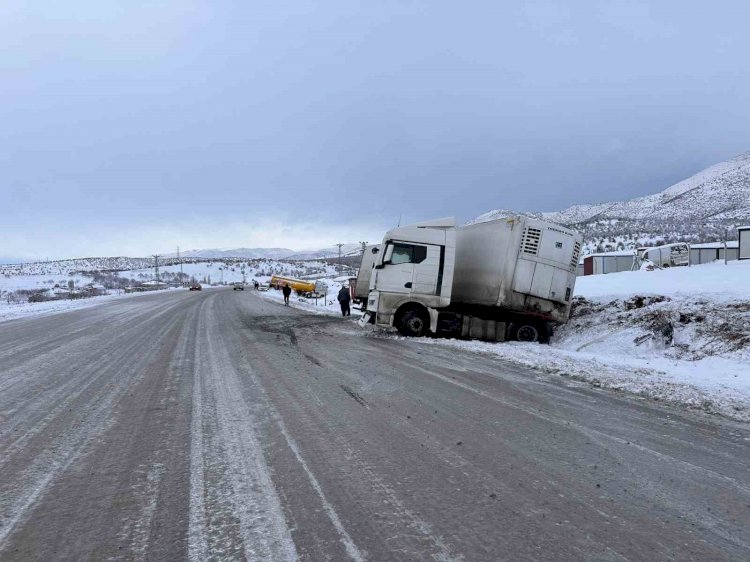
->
[[521, 227, 541, 255], [571, 241, 581, 268]]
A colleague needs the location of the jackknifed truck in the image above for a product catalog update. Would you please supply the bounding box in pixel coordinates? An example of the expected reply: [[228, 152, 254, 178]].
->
[[356, 216, 582, 343]]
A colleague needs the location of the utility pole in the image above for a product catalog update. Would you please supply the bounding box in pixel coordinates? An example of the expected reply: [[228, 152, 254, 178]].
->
[[336, 243, 344, 277], [724, 228, 729, 265], [177, 245, 183, 284], [153, 254, 160, 285], [359, 241, 368, 255]]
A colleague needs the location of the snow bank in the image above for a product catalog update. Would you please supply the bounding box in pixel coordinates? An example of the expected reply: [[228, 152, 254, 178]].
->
[[370, 261, 750, 422], [0, 287, 187, 324], [544, 263, 750, 420], [574, 259, 750, 301], [255, 279, 362, 318]]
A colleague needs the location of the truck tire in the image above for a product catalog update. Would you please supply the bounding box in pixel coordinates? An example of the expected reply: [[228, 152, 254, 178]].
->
[[397, 307, 429, 337], [508, 322, 549, 344]]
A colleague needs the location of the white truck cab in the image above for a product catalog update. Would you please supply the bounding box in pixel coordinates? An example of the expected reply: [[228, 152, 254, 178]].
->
[[359, 218, 455, 334]]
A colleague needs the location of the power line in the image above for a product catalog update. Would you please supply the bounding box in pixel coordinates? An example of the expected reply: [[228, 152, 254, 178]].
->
[[177, 246, 183, 284]]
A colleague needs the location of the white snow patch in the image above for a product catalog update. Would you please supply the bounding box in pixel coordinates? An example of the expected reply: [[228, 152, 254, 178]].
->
[[0, 287, 188, 324], [363, 261, 750, 422]]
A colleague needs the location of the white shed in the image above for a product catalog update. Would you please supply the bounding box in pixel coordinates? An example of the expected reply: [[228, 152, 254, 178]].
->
[[739, 227, 750, 260], [690, 241, 739, 264], [581, 251, 636, 275]]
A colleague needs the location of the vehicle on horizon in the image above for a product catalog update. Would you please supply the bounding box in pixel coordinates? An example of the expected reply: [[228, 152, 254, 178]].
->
[[357, 216, 582, 343], [637, 242, 690, 268], [232, 282, 245, 291], [189, 283, 202, 291]]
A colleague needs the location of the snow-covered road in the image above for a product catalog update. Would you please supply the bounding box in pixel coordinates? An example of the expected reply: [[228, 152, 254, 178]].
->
[[1, 289, 748, 560]]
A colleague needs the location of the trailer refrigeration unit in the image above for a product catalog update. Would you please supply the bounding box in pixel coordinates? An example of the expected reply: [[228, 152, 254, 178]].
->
[[358, 216, 583, 343]]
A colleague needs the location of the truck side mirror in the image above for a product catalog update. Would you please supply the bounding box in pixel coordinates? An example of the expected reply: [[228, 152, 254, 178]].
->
[[374, 244, 393, 269], [383, 244, 394, 264], [371, 247, 379, 254]]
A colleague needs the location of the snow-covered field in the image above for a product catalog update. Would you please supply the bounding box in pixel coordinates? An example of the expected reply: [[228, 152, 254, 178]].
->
[[0, 273, 95, 293], [0, 287, 191, 323], [387, 260, 750, 422], [125, 260, 343, 285], [0, 258, 353, 323]]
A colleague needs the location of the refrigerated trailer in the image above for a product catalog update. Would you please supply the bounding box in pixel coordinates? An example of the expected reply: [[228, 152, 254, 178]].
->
[[352, 244, 381, 307], [358, 216, 583, 343]]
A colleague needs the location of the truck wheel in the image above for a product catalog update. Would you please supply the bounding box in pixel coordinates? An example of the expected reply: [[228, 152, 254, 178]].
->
[[397, 308, 428, 337], [508, 322, 548, 343]]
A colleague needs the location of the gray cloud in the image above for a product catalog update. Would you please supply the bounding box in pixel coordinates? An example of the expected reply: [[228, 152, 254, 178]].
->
[[1, 0, 749, 258]]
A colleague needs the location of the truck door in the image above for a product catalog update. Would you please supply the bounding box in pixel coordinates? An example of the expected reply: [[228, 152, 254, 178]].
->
[[412, 244, 441, 295], [374, 242, 418, 295], [375, 242, 439, 295]]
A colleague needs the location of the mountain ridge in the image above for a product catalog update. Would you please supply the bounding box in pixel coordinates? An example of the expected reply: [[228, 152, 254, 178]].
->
[[472, 152, 750, 231]]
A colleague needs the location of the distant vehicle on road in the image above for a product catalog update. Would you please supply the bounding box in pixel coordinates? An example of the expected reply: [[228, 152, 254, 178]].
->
[[232, 283, 245, 291], [257, 282, 270, 292], [189, 283, 202, 291]]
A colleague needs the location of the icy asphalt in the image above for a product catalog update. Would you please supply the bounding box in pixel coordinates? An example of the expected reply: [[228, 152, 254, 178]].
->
[[0, 289, 748, 561]]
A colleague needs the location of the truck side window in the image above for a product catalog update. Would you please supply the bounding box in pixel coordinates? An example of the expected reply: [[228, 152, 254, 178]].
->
[[390, 243, 427, 265], [390, 244, 414, 265]]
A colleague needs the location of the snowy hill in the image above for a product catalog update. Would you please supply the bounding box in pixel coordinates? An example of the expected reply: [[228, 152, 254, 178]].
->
[[167, 244, 362, 261], [1, 244, 364, 274], [546, 152, 750, 225], [0, 257, 166, 276], [169, 247, 295, 260], [285, 244, 362, 260], [475, 152, 750, 227], [472, 152, 750, 251]]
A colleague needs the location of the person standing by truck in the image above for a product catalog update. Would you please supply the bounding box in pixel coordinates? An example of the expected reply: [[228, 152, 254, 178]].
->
[[282, 283, 292, 305], [337, 284, 351, 317]]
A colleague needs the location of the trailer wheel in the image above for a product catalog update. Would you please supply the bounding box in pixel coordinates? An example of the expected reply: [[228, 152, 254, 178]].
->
[[508, 322, 549, 344], [396, 307, 429, 337]]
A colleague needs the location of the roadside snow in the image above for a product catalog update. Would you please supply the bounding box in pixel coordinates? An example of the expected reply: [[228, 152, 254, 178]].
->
[[0, 288, 188, 324], [255, 280, 362, 318], [575, 259, 750, 302], [366, 260, 750, 422], [402, 335, 750, 422], [540, 262, 750, 420]]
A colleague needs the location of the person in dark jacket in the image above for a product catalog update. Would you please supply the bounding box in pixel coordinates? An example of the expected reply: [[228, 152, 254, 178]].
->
[[282, 283, 292, 305], [337, 285, 351, 316]]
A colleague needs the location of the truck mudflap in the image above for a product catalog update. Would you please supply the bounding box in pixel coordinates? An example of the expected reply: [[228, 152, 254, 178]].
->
[[358, 312, 374, 328]]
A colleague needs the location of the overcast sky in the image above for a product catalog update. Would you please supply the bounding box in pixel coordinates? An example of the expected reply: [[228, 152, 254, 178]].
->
[[2, 0, 749, 261]]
